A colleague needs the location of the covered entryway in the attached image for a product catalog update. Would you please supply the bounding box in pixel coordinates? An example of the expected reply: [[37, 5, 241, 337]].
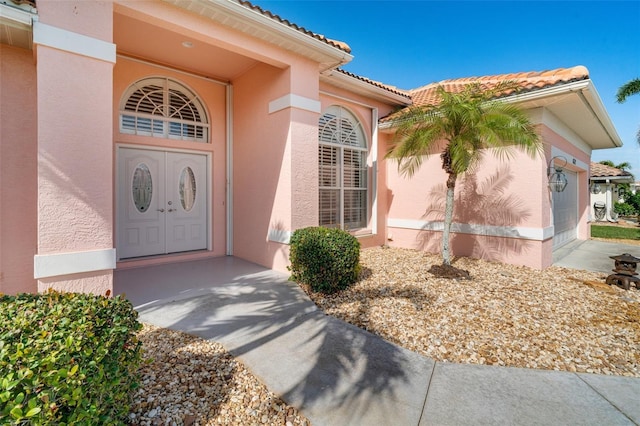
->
[[117, 147, 208, 259], [552, 169, 578, 250]]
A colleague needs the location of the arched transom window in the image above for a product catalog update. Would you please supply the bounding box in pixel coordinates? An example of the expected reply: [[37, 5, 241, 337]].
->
[[120, 77, 209, 142], [318, 106, 368, 230]]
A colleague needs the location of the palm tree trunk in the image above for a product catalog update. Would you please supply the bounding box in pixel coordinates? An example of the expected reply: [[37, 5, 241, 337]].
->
[[442, 172, 457, 265]]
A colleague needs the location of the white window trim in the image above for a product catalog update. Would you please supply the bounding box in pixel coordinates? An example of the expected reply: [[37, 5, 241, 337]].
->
[[319, 105, 370, 232], [119, 77, 210, 143]]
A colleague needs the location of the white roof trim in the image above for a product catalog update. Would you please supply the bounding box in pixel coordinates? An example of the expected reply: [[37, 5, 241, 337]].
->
[[321, 70, 412, 105], [501, 80, 622, 148], [160, 0, 353, 70], [380, 79, 623, 149], [0, 3, 34, 28]]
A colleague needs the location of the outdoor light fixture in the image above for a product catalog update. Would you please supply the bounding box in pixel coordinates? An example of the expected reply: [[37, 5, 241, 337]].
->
[[590, 182, 602, 194], [547, 156, 568, 192]]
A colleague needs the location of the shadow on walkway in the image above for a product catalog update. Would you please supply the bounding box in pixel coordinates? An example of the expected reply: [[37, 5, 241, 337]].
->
[[115, 256, 433, 425]]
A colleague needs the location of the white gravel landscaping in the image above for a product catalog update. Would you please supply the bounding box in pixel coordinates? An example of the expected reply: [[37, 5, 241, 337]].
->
[[130, 246, 639, 425], [304, 247, 640, 377]]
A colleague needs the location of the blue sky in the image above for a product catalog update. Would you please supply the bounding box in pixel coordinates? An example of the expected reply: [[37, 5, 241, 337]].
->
[[258, 0, 640, 174]]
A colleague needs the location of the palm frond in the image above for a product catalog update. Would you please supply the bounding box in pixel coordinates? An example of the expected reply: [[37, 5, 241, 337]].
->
[[616, 78, 640, 103]]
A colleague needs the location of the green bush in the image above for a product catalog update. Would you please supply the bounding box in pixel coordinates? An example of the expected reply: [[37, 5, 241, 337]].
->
[[0, 291, 143, 425], [614, 201, 637, 217], [625, 192, 640, 213], [289, 226, 361, 294]]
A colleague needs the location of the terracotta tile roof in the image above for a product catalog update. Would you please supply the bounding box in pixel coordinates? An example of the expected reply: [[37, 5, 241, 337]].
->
[[380, 66, 590, 122], [334, 69, 412, 99], [408, 66, 590, 108], [7, 0, 36, 6], [235, 0, 351, 54], [590, 162, 633, 178]]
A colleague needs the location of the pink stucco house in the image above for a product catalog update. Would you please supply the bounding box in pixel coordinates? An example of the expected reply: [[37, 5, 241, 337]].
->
[[0, 0, 622, 295]]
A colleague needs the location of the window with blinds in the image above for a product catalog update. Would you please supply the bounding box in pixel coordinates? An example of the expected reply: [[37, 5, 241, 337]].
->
[[318, 106, 368, 230], [120, 77, 209, 142]]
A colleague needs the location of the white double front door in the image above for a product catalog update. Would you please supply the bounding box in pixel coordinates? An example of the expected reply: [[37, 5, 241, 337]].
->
[[118, 148, 208, 259]]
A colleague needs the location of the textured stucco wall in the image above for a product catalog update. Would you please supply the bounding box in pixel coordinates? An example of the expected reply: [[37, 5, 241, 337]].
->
[[0, 46, 38, 295], [233, 63, 294, 271], [384, 118, 592, 270], [36, 3, 115, 293]]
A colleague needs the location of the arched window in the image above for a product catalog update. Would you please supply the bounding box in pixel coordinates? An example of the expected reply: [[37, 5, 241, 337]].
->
[[318, 106, 368, 230], [119, 77, 209, 142]]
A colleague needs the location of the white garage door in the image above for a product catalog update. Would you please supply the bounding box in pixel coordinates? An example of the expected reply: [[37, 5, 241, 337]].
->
[[552, 169, 578, 250]]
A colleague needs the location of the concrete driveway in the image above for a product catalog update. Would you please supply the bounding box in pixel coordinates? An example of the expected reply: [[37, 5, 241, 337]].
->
[[553, 239, 640, 273]]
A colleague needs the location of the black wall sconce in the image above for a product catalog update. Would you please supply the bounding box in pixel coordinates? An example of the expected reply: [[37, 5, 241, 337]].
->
[[547, 156, 568, 192]]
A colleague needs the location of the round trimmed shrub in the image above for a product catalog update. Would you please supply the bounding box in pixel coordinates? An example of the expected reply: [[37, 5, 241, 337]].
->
[[288, 226, 361, 294]]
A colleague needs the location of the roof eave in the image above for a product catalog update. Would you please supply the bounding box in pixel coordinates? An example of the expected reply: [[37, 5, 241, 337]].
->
[[321, 70, 412, 105], [500, 80, 623, 149], [0, 2, 36, 49], [590, 175, 634, 183], [161, 0, 353, 71]]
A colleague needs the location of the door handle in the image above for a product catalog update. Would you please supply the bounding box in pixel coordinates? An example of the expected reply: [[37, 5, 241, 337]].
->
[[156, 208, 165, 212]]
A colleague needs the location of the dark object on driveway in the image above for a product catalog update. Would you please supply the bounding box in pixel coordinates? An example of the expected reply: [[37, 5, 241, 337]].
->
[[606, 253, 640, 290]]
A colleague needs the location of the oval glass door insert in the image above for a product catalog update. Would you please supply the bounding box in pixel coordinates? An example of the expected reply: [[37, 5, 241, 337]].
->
[[180, 167, 196, 211], [132, 163, 153, 213]]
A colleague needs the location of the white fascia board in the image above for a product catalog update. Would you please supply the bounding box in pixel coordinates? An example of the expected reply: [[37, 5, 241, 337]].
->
[[322, 71, 412, 106], [578, 81, 623, 148], [590, 176, 634, 183], [0, 3, 34, 28], [190, 0, 352, 66], [501, 80, 591, 104], [33, 21, 116, 63], [502, 80, 622, 148]]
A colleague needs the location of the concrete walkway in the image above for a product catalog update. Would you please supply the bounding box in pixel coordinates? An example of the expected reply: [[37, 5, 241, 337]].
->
[[553, 239, 640, 274], [116, 257, 640, 426]]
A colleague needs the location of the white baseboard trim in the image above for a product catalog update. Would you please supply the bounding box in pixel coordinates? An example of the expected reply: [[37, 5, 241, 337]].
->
[[34, 248, 116, 279], [388, 218, 554, 241]]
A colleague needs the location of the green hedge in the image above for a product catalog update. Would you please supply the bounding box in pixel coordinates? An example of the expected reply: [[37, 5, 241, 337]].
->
[[614, 202, 637, 217], [0, 291, 143, 425], [289, 226, 361, 294]]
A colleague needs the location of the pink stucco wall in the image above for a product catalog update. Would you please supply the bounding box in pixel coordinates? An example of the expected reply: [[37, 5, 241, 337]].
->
[[35, 3, 114, 294], [385, 120, 592, 269], [0, 46, 37, 295], [36, 0, 112, 41], [233, 63, 295, 271], [386, 127, 551, 269]]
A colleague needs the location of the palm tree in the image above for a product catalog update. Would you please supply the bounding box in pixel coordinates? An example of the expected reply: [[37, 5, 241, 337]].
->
[[386, 83, 542, 266], [599, 160, 632, 172], [616, 78, 640, 145], [598, 160, 634, 198], [616, 78, 640, 103]]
